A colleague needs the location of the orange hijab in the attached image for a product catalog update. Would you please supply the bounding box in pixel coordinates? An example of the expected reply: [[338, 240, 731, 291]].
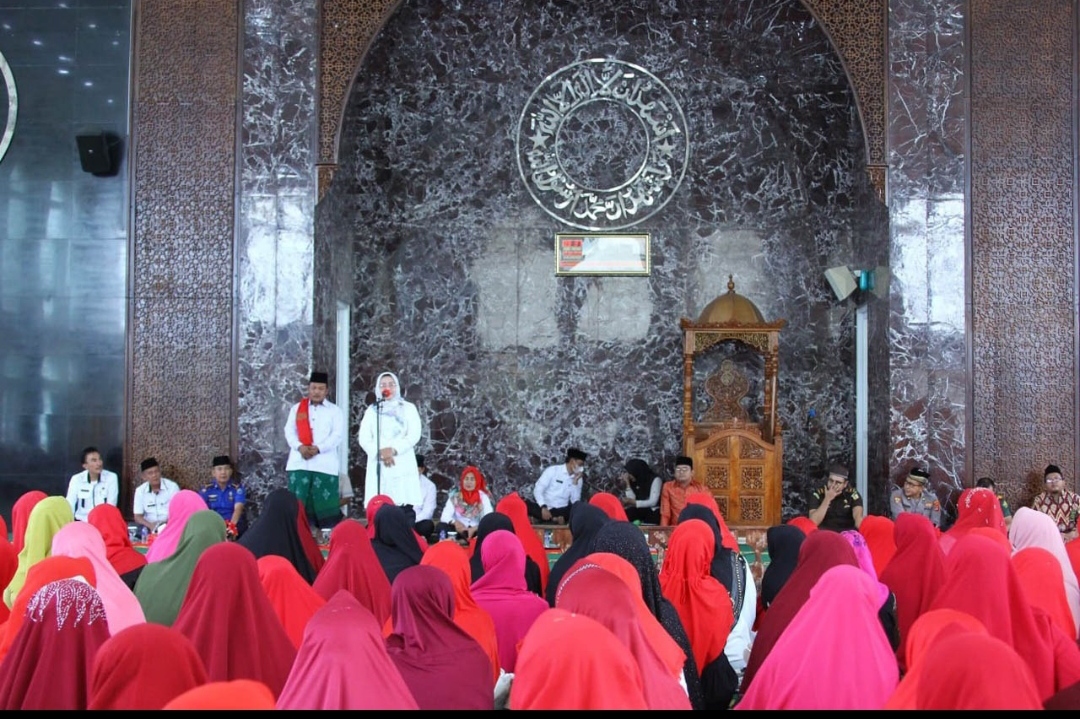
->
[[658, 519, 733, 671], [256, 555, 327, 649], [494, 492, 550, 593], [163, 680, 276, 709], [1012, 547, 1076, 640], [589, 493, 629, 522], [418, 541, 501, 682], [685, 492, 738, 551], [786, 516, 819, 536], [884, 607, 989, 709]]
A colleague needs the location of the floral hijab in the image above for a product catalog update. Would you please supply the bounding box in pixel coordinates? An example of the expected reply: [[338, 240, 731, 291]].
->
[[451, 466, 489, 520]]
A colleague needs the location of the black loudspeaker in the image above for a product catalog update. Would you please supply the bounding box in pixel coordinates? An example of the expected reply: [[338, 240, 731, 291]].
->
[[76, 133, 113, 175]]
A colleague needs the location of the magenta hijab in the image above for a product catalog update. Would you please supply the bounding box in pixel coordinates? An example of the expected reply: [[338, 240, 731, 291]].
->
[[145, 491, 208, 563], [841, 530, 891, 608], [276, 591, 418, 710], [737, 565, 899, 709], [50, 522, 145, 636], [386, 566, 494, 709], [469, 530, 549, 673]]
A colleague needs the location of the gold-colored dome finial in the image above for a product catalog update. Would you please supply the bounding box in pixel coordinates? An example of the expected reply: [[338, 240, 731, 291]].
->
[[697, 275, 766, 324]]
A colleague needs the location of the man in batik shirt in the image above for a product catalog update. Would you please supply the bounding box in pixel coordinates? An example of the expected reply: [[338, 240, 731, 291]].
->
[[1031, 463, 1080, 542]]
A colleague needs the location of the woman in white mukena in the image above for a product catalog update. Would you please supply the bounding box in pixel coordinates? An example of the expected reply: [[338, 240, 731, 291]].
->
[[358, 371, 423, 511]]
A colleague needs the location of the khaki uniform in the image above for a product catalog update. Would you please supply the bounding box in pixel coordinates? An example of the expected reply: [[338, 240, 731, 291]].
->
[[889, 486, 941, 527]]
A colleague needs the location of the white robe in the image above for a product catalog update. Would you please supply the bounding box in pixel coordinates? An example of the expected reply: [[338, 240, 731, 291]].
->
[[358, 391, 423, 508]]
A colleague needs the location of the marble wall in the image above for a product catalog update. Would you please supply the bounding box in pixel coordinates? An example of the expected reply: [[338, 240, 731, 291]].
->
[[320, 0, 890, 517]]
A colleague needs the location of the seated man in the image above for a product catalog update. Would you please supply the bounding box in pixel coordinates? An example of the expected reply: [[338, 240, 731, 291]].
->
[[660, 456, 706, 526], [526, 447, 587, 524], [65, 446, 120, 522], [1031, 463, 1080, 542], [888, 467, 941, 527], [808, 463, 864, 531], [413, 454, 438, 539], [132, 457, 181, 536], [975, 476, 1013, 528], [198, 455, 247, 538]]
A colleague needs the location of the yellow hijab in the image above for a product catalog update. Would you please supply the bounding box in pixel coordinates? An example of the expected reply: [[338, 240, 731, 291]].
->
[[3, 496, 74, 608]]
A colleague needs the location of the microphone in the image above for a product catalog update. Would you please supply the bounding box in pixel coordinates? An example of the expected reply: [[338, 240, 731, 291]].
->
[[373, 388, 392, 406]]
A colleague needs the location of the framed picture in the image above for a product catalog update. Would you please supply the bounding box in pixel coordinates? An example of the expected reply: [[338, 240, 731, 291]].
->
[[555, 233, 651, 276]]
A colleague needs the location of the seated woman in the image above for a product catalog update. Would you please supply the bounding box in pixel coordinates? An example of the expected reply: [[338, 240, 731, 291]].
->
[[841, 529, 901, 652], [620, 458, 662, 524], [470, 512, 543, 598], [371, 505, 424, 585], [436, 465, 494, 540], [237, 488, 318, 584]]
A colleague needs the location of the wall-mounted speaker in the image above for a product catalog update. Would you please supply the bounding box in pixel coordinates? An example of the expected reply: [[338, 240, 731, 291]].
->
[[76, 133, 114, 175]]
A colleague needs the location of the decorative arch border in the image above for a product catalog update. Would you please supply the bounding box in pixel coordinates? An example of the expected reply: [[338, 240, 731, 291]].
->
[[316, 0, 887, 203]]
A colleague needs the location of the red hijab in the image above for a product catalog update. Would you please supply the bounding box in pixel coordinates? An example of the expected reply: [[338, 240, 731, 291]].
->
[[884, 608, 989, 709], [386, 566, 495, 709], [879, 512, 946, 669], [87, 503, 147, 577], [658, 518, 733, 672], [458, 465, 488, 506], [741, 529, 858, 692], [556, 562, 691, 709], [589, 492, 629, 522], [469, 529, 549, 672], [0, 579, 111, 709], [256, 555, 327, 649], [510, 608, 648, 709], [858, 514, 897, 576], [930, 533, 1080, 700], [1013, 547, 1076, 639], [420, 541, 501, 681], [10, 491, 47, 554], [172, 543, 297, 698], [89, 623, 208, 709], [312, 519, 391, 625], [276, 590, 418, 709], [786, 516, 819, 536], [295, 503, 325, 575], [685, 492, 739, 551], [915, 632, 1043, 709], [494, 492, 550, 592], [0, 555, 96, 666], [939, 487, 1006, 554], [0, 534, 16, 624], [586, 551, 686, 680], [164, 680, 277, 710]]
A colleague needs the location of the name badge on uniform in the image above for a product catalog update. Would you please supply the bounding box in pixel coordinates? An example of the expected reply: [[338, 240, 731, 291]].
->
[[555, 480, 564, 484]]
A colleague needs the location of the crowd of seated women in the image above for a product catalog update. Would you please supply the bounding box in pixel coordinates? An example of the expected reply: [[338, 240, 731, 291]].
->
[[0, 482, 1079, 709]]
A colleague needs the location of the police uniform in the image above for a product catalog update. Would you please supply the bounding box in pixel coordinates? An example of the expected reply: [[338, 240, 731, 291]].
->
[[199, 481, 247, 535], [810, 485, 862, 531], [888, 486, 942, 527]]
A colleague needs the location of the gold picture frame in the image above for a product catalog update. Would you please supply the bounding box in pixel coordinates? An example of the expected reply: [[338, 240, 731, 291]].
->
[[555, 233, 651, 276]]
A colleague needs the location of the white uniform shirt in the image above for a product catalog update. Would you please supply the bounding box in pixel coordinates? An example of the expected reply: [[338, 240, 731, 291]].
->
[[533, 463, 583, 510], [132, 477, 181, 524], [65, 469, 119, 522], [415, 474, 438, 522], [284, 399, 346, 476]]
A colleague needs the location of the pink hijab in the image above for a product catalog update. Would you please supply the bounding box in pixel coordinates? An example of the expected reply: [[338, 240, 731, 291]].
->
[[469, 530, 548, 672], [50, 522, 145, 635], [736, 565, 899, 709], [841, 529, 891, 608], [276, 591, 418, 709], [145, 491, 208, 563]]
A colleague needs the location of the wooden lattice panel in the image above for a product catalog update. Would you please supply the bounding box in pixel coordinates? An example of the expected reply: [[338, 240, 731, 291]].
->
[[716, 496, 730, 518], [741, 466, 765, 491], [705, 466, 730, 491], [740, 442, 765, 459], [706, 439, 730, 459], [740, 496, 764, 522]]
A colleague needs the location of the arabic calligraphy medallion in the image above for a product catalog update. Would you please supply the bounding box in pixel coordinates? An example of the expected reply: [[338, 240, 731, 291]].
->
[[516, 58, 688, 231]]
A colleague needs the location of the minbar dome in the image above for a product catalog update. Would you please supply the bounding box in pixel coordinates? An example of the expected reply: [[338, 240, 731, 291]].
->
[[697, 275, 765, 324]]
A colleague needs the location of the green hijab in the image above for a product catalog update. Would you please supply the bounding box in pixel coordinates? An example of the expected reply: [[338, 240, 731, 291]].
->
[[134, 510, 226, 626], [3, 496, 74, 608]]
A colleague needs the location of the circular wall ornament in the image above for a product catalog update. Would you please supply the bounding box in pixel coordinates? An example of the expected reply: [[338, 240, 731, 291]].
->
[[0, 49, 16, 166], [516, 58, 689, 231]]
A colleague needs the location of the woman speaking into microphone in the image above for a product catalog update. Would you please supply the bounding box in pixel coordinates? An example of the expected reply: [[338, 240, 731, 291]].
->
[[358, 371, 423, 519]]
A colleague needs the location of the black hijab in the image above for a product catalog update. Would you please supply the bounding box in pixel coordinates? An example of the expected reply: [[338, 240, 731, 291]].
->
[[371, 505, 424, 585], [677, 504, 736, 591], [760, 524, 806, 608], [237, 487, 317, 584], [592, 521, 705, 710], [469, 511, 543, 596], [624, 458, 658, 499], [545, 502, 610, 606]]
